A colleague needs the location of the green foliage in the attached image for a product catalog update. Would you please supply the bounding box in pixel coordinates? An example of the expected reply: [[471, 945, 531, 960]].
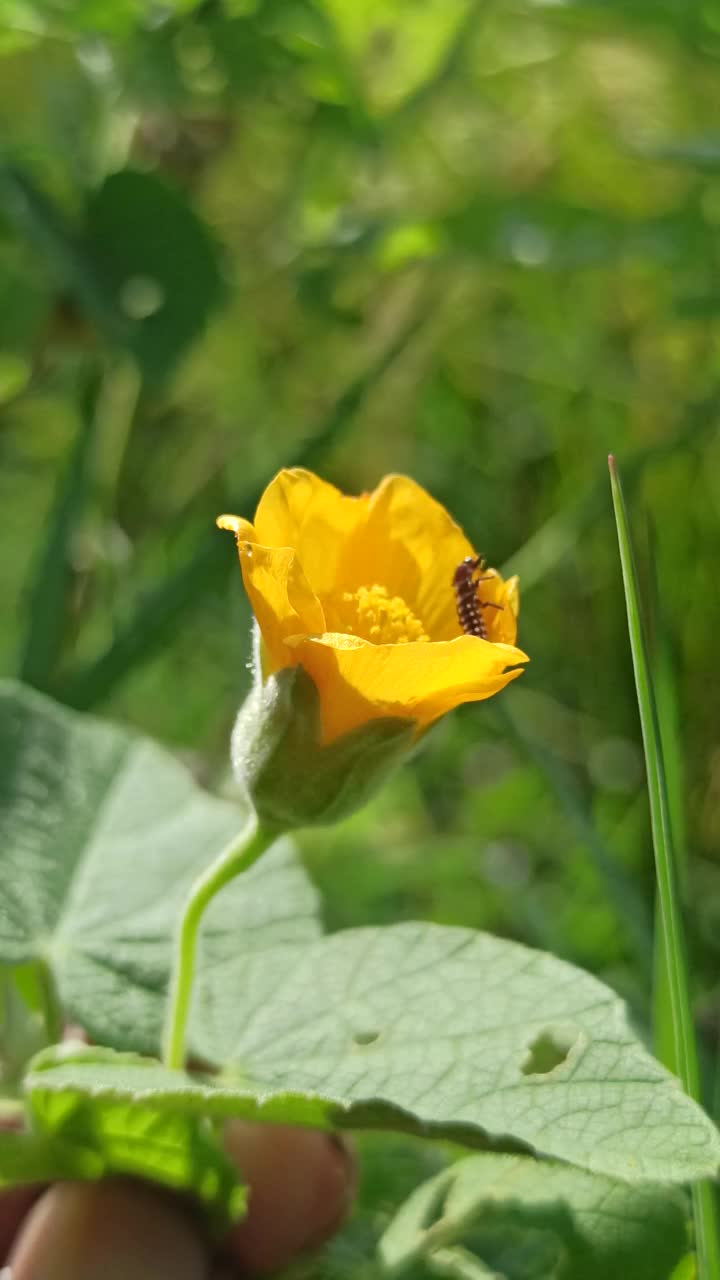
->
[[0, 166, 224, 381], [84, 170, 225, 379], [0, 1128, 98, 1186], [1, 681, 719, 1241], [18, 367, 102, 690], [0, 0, 205, 41], [3, 0, 720, 1272], [379, 1153, 690, 1280], [0, 680, 319, 1052], [22, 930, 720, 1180], [1, 1087, 244, 1231]]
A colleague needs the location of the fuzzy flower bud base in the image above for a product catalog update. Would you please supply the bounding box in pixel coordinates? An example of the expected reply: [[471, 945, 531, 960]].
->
[[231, 662, 415, 832]]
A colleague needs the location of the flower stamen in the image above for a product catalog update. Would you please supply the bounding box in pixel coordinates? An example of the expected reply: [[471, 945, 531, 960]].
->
[[326, 584, 429, 645]]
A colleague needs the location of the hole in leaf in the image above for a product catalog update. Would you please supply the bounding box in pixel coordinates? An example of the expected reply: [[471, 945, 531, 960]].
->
[[353, 1029, 381, 1047], [521, 1027, 580, 1076], [119, 275, 165, 320]]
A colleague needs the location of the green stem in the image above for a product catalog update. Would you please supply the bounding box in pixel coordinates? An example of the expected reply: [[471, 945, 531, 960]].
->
[[162, 819, 275, 1070], [36, 959, 63, 1046]]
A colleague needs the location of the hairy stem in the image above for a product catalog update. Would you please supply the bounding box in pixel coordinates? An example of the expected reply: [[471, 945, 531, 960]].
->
[[162, 819, 275, 1070]]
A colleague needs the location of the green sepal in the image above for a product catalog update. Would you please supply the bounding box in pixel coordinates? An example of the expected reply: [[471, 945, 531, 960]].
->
[[231, 663, 415, 830]]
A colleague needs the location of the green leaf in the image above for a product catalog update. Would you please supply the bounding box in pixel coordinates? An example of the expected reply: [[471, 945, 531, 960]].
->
[[317, 0, 476, 115], [0, 1093, 243, 1229], [0, 680, 321, 1054], [24, 1073, 245, 1229], [82, 170, 226, 379], [27, 910, 720, 1185], [378, 1153, 689, 1280], [0, 1128, 99, 1185], [6, 682, 720, 1187], [189, 925, 720, 1183], [0, 966, 48, 1091], [0, 167, 224, 380]]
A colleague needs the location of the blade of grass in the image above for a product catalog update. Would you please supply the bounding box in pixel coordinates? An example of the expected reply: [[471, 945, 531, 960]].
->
[[18, 364, 102, 691], [647, 519, 688, 1078], [609, 454, 720, 1280], [648, 527, 689, 888]]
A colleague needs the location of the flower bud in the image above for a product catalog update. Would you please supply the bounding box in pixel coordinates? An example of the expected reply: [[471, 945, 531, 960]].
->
[[231, 644, 415, 831]]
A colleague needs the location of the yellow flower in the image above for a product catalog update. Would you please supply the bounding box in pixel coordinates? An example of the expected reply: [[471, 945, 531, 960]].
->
[[218, 469, 528, 743]]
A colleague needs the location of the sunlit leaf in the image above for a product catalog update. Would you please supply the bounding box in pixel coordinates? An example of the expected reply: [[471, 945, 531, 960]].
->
[[0, 680, 320, 1053], [0, 1095, 244, 1228], [26, 921, 720, 1187], [317, 0, 475, 114], [4, 682, 720, 1187], [379, 1152, 689, 1280]]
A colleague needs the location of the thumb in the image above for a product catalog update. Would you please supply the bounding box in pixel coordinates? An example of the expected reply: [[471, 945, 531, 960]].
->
[[221, 1123, 356, 1275]]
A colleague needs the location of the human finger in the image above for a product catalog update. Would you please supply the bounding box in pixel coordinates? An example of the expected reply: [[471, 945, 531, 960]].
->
[[6, 1178, 208, 1280], [220, 1123, 356, 1275]]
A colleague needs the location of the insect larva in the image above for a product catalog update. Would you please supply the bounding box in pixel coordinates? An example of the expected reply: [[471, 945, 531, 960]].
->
[[453, 555, 502, 638]]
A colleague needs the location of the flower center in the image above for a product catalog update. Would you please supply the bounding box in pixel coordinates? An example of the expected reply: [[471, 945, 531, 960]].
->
[[325, 584, 429, 645]]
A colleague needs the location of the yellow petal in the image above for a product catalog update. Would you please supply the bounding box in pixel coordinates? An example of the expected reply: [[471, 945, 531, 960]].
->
[[504, 574, 520, 619], [490, 574, 519, 645], [218, 519, 325, 673], [253, 468, 368, 599], [337, 474, 476, 641], [217, 514, 256, 540], [286, 632, 528, 742]]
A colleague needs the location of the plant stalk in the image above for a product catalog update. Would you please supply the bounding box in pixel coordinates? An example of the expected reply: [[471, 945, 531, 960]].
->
[[162, 819, 274, 1070]]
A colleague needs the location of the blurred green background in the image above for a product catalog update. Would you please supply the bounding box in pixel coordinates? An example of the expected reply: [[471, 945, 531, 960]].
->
[[2, 0, 720, 1092]]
